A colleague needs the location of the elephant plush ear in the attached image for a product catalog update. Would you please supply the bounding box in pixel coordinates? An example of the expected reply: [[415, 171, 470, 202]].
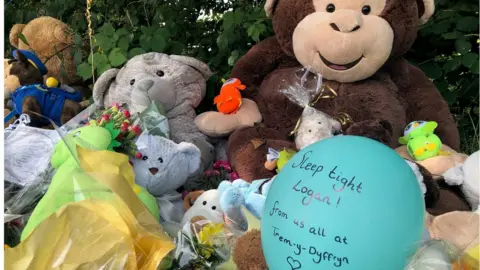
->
[[170, 55, 212, 80], [92, 68, 119, 106], [417, 0, 435, 25]]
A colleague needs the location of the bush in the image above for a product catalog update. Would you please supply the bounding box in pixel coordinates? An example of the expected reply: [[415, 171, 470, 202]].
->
[[4, 0, 478, 153]]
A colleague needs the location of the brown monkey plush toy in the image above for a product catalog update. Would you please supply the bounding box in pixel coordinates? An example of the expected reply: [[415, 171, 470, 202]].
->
[[226, 0, 460, 182]]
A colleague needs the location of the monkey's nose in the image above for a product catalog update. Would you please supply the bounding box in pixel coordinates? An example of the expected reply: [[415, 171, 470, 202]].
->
[[330, 23, 360, 33]]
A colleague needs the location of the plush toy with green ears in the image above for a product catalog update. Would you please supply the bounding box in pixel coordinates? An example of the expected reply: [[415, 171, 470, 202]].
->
[[398, 121, 447, 161], [21, 122, 159, 241]]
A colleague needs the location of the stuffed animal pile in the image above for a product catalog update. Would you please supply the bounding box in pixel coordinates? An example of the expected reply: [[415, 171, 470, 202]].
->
[[3, 3, 479, 269]]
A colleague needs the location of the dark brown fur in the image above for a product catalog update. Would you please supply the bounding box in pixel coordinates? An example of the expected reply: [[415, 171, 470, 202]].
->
[[8, 51, 83, 127], [226, 0, 466, 223]]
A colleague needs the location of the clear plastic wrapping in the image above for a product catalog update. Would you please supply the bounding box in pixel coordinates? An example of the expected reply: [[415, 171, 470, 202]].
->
[[280, 68, 342, 150], [4, 117, 174, 269]]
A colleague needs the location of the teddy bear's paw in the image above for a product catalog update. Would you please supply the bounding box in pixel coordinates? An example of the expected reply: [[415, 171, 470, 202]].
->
[[233, 229, 267, 270], [346, 119, 393, 146], [220, 187, 245, 209], [195, 98, 262, 137]]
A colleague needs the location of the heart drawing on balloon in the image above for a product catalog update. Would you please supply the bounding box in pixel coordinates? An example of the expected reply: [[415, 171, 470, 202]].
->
[[286, 256, 302, 270]]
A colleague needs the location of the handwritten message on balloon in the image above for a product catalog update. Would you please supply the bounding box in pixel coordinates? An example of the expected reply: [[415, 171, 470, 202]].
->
[[261, 136, 425, 270]]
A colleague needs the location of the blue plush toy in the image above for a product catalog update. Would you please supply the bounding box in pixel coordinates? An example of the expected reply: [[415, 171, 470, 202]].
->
[[218, 178, 274, 221]]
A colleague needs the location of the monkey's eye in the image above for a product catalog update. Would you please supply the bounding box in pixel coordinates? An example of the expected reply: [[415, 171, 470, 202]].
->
[[156, 70, 164, 77], [326, 3, 335, 13], [130, 79, 135, 85], [362, 5, 371, 15], [142, 156, 148, 161]]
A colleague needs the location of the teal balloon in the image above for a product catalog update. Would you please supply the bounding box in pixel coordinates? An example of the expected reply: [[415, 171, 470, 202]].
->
[[261, 136, 425, 270]]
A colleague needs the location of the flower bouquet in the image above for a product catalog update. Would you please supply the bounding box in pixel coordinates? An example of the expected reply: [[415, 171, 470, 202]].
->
[[183, 160, 240, 193], [167, 218, 235, 269]]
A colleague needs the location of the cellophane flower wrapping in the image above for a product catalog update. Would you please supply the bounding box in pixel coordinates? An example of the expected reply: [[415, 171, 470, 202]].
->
[[405, 239, 478, 270], [166, 218, 240, 269], [4, 102, 176, 269]]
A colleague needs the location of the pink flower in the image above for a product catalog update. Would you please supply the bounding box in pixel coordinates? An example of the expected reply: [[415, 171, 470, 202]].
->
[[212, 170, 221, 176], [135, 152, 142, 159], [131, 125, 142, 136], [222, 164, 232, 172], [123, 110, 131, 119], [213, 161, 222, 169], [121, 124, 129, 133], [204, 170, 212, 177], [112, 102, 121, 108], [102, 114, 111, 121], [229, 172, 240, 181]]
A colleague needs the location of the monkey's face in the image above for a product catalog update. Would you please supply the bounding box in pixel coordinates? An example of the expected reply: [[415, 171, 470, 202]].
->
[[292, 0, 393, 83]]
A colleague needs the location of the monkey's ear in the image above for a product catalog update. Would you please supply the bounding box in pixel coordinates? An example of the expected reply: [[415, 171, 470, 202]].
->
[[265, 0, 278, 18], [417, 0, 435, 25]]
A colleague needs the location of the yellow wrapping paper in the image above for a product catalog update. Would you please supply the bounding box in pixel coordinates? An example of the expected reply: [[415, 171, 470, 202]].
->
[[5, 148, 175, 269]]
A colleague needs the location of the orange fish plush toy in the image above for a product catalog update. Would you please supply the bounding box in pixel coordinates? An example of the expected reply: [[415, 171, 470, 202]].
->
[[214, 78, 246, 114]]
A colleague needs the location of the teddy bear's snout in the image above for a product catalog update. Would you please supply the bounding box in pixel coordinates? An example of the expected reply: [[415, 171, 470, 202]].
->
[[133, 78, 177, 112], [149, 167, 159, 175]]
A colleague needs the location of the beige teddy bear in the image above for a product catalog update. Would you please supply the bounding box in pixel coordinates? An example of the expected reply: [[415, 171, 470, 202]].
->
[[9, 16, 80, 85]]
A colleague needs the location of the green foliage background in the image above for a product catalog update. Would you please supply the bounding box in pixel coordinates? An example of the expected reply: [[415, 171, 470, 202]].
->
[[4, 0, 479, 153]]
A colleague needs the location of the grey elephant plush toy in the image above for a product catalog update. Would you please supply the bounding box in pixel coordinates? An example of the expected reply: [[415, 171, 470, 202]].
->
[[132, 133, 202, 222], [93, 52, 214, 171]]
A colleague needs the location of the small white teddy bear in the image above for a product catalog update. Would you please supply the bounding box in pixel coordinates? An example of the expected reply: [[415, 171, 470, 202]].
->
[[281, 68, 342, 150], [442, 151, 479, 211]]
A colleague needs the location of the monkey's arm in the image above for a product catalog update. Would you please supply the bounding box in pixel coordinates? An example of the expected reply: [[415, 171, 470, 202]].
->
[[229, 36, 290, 99]]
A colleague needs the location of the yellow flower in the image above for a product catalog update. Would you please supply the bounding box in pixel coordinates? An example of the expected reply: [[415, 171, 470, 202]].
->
[[197, 223, 224, 246]]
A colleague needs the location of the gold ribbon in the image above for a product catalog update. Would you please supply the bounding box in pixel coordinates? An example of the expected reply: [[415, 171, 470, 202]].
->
[[289, 84, 353, 136]]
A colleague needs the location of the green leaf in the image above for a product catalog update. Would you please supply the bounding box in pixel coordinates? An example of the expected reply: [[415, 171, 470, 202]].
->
[[109, 48, 127, 67], [456, 16, 478, 32], [128, 48, 146, 59], [73, 33, 83, 46], [222, 12, 235, 30], [141, 26, 155, 36], [17, 33, 30, 46], [156, 28, 171, 39], [99, 23, 115, 36], [444, 57, 462, 72], [471, 63, 479, 74], [77, 63, 93, 80], [216, 34, 228, 50], [442, 90, 457, 105], [97, 64, 112, 77], [117, 36, 130, 52], [441, 32, 460, 40], [228, 50, 240, 66], [74, 50, 83, 66], [116, 28, 129, 37], [169, 41, 185, 55], [151, 34, 167, 52], [462, 53, 478, 69], [94, 34, 114, 51], [455, 39, 471, 54], [139, 35, 152, 51], [247, 24, 261, 42], [421, 62, 443, 79], [88, 52, 94, 64], [92, 52, 109, 69]]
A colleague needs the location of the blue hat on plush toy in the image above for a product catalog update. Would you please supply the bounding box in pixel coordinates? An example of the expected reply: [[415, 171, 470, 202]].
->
[[13, 49, 48, 76]]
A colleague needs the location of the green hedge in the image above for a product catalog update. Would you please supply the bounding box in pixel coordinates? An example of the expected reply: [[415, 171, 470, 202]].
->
[[5, 0, 478, 153]]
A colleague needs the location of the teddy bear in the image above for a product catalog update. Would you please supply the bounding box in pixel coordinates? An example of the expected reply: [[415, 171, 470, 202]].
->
[[93, 52, 215, 171], [9, 16, 81, 86], [131, 133, 202, 223], [4, 50, 84, 127], [225, 0, 460, 183]]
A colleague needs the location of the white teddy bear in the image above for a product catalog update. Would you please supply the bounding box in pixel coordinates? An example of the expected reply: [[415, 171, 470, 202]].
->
[[442, 151, 479, 211], [131, 133, 201, 223]]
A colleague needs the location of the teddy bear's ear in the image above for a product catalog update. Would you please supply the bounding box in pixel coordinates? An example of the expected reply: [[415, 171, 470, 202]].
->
[[9, 24, 26, 48], [169, 55, 212, 80], [93, 68, 119, 106], [265, 0, 278, 18], [178, 142, 202, 175], [417, 0, 435, 25]]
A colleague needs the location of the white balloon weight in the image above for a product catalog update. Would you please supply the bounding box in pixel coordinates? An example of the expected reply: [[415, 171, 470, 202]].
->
[[261, 136, 425, 270]]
